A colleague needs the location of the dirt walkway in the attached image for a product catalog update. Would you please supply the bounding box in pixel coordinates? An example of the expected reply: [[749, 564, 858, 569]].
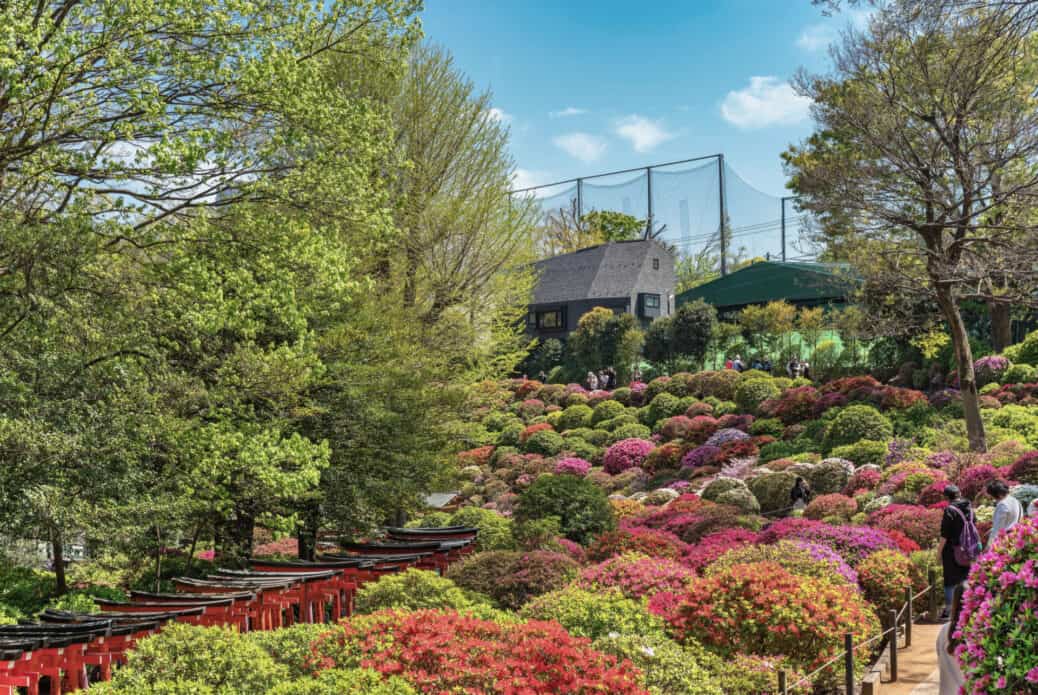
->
[[878, 622, 943, 695]]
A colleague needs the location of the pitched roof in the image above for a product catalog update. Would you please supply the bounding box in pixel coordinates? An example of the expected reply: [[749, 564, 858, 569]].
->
[[677, 260, 855, 309], [532, 239, 671, 304]]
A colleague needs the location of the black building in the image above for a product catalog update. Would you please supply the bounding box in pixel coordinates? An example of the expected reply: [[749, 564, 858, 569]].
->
[[526, 239, 676, 339]]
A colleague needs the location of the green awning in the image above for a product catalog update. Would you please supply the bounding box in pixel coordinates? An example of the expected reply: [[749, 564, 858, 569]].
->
[[676, 261, 855, 311]]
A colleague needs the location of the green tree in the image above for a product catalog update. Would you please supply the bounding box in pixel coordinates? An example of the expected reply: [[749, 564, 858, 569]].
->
[[568, 307, 644, 381], [671, 300, 718, 368], [582, 211, 645, 242]]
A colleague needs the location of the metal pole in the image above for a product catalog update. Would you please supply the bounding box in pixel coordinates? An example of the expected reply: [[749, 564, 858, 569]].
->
[[844, 633, 854, 695], [778, 669, 788, 695], [576, 178, 583, 220], [928, 568, 939, 621], [780, 196, 787, 262], [718, 154, 727, 276], [645, 167, 653, 239], [888, 610, 899, 682], [905, 587, 913, 647]]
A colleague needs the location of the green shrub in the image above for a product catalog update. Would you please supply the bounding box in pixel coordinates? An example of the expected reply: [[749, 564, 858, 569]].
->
[[496, 423, 524, 447], [564, 427, 611, 446], [714, 487, 761, 514], [268, 669, 417, 695], [1003, 363, 1037, 385], [545, 411, 564, 428], [558, 404, 594, 431], [760, 439, 812, 463], [597, 415, 639, 432], [610, 423, 653, 442], [749, 471, 799, 514], [823, 405, 893, 451], [561, 438, 599, 463], [592, 633, 724, 695], [46, 587, 127, 614], [804, 458, 854, 495], [515, 474, 615, 544], [0, 603, 18, 625], [94, 623, 288, 694], [592, 400, 627, 425], [248, 624, 330, 678], [0, 564, 55, 617], [829, 440, 888, 468], [750, 418, 785, 438], [523, 429, 565, 456], [701, 477, 749, 502], [354, 569, 485, 615], [519, 586, 666, 640], [734, 377, 781, 415], [448, 507, 516, 551], [1011, 329, 1038, 365], [646, 393, 684, 426]]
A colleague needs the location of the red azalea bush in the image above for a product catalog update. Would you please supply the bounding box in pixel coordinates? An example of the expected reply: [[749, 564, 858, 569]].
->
[[866, 504, 943, 549], [916, 480, 950, 506], [1008, 451, 1038, 485], [820, 375, 882, 397], [576, 553, 694, 599], [884, 529, 922, 555], [717, 413, 755, 431], [803, 493, 858, 521], [458, 445, 496, 468], [253, 536, 298, 558], [842, 467, 882, 495], [658, 415, 695, 441], [684, 401, 714, 418], [856, 549, 926, 615], [514, 380, 543, 399], [684, 416, 720, 444], [955, 464, 1003, 500], [680, 528, 759, 572], [321, 610, 650, 695], [761, 385, 821, 424], [712, 439, 759, 465], [879, 386, 929, 410], [586, 528, 690, 562], [603, 438, 655, 475], [653, 503, 752, 544], [641, 442, 686, 474], [669, 562, 880, 683], [520, 422, 554, 444]]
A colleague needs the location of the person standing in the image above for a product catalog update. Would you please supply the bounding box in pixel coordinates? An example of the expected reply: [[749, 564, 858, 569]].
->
[[725, 357, 734, 370], [937, 485, 978, 620], [586, 371, 598, 391], [790, 477, 811, 511], [986, 479, 1022, 548], [1030, 498, 1038, 518], [733, 354, 745, 372], [937, 583, 967, 695]]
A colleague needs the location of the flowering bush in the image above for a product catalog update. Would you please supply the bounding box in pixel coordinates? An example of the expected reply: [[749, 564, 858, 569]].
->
[[577, 553, 694, 599], [554, 457, 592, 477], [803, 493, 858, 521], [587, 528, 690, 562], [712, 439, 759, 465], [322, 610, 650, 694], [704, 427, 750, 448], [670, 562, 880, 685], [916, 481, 950, 507], [758, 518, 900, 566], [956, 464, 1003, 500], [458, 445, 495, 468], [679, 445, 721, 469], [842, 466, 882, 496], [705, 540, 859, 588], [445, 550, 579, 610], [683, 415, 719, 444], [658, 415, 694, 441], [974, 355, 1010, 387], [680, 528, 759, 572], [591, 633, 724, 695], [1009, 451, 1038, 485], [520, 422, 554, 444], [761, 385, 821, 424], [519, 586, 667, 641], [604, 438, 655, 474], [957, 519, 1038, 694], [641, 442, 686, 474], [856, 549, 924, 616], [661, 504, 755, 544], [684, 401, 714, 418]]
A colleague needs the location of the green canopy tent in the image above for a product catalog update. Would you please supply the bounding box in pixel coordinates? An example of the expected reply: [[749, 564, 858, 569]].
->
[[676, 261, 856, 316]]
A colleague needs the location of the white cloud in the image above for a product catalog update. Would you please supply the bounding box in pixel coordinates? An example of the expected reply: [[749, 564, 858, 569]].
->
[[614, 115, 675, 153], [796, 23, 837, 51], [550, 107, 587, 118], [487, 107, 511, 124], [552, 132, 607, 163], [511, 168, 552, 191], [720, 76, 812, 129]]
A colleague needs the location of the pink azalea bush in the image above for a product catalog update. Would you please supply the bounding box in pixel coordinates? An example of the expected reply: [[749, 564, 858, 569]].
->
[[554, 457, 592, 477], [603, 438, 655, 475], [576, 553, 694, 599], [680, 528, 759, 572]]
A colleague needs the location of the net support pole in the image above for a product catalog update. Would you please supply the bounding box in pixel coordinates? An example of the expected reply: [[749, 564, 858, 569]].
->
[[844, 633, 854, 695], [718, 154, 727, 276], [928, 568, 939, 621], [781, 196, 789, 262], [576, 178, 583, 220], [645, 167, 653, 239]]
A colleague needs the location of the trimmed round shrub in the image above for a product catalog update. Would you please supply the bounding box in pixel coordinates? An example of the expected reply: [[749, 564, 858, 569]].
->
[[646, 392, 684, 425], [758, 518, 901, 566], [597, 415, 640, 432], [679, 445, 721, 469], [559, 404, 594, 431], [565, 427, 612, 447], [713, 486, 761, 514], [577, 553, 694, 599], [748, 470, 798, 514], [445, 550, 579, 610], [704, 427, 750, 448], [520, 585, 667, 641], [497, 423, 525, 447], [524, 429, 565, 456], [957, 518, 1038, 695], [610, 423, 653, 442], [355, 568, 485, 614], [856, 549, 922, 616], [701, 477, 748, 502], [866, 504, 945, 549], [592, 399, 627, 425], [688, 370, 740, 400], [955, 464, 1002, 500], [843, 466, 882, 495], [829, 440, 888, 468], [1009, 451, 1038, 485], [705, 539, 859, 587], [603, 438, 655, 474], [592, 633, 724, 695], [735, 377, 781, 415], [658, 415, 694, 441], [448, 506, 516, 552], [642, 442, 686, 475], [679, 528, 759, 572], [974, 355, 1010, 387], [587, 528, 690, 562], [823, 405, 893, 451], [1002, 363, 1037, 385], [268, 669, 417, 695], [670, 562, 880, 687], [749, 417, 784, 438], [555, 457, 592, 476], [319, 610, 648, 695], [560, 438, 599, 463], [804, 458, 854, 495], [1010, 483, 1038, 510], [515, 474, 615, 545], [803, 493, 858, 521]]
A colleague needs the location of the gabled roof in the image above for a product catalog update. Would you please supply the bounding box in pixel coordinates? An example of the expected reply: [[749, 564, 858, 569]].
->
[[676, 260, 856, 310], [532, 239, 672, 304]]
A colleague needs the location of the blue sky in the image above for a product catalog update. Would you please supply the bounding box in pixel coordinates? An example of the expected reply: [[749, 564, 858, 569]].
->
[[421, 1, 865, 199]]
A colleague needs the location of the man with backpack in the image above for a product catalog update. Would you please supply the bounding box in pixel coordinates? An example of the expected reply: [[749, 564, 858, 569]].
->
[[937, 485, 981, 620]]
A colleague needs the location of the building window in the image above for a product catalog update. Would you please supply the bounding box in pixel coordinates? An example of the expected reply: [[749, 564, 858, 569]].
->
[[652, 258, 660, 270], [536, 309, 565, 330], [644, 294, 660, 309]]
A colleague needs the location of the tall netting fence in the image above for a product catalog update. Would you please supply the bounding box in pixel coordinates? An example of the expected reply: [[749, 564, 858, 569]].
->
[[512, 155, 822, 272]]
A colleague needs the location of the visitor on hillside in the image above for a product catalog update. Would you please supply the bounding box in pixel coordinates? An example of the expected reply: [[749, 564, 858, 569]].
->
[[631, 366, 642, 382], [801, 361, 812, 380], [790, 477, 811, 511], [725, 357, 734, 370], [937, 485, 978, 620], [786, 356, 799, 378], [762, 358, 772, 374], [586, 371, 598, 391], [986, 480, 1022, 549], [751, 358, 764, 371], [937, 583, 966, 694], [733, 355, 745, 372], [605, 367, 617, 389], [537, 371, 548, 382]]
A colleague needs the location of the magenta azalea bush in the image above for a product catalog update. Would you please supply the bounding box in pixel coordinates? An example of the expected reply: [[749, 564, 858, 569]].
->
[[602, 438, 654, 475], [554, 457, 592, 476], [576, 553, 694, 599], [680, 445, 721, 469], [973, 355, 1010, 387], [957, 518, 1038, 694], [680, 528, 759, 572], [758, 518, 900, 566]]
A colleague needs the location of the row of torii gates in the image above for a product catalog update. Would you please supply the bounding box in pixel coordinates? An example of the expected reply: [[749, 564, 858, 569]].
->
[[0, 526, 477, 695]]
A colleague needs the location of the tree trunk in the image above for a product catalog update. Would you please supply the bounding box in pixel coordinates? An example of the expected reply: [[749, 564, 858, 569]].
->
[[184, 522, 201, 577], [219, 510, 255, 568], [154, 527, 163, 593], [935, 286, 987, 451], [988, 301, 1012, 353], [51, 529, 67, 595], [297, 504, 319, 562]]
